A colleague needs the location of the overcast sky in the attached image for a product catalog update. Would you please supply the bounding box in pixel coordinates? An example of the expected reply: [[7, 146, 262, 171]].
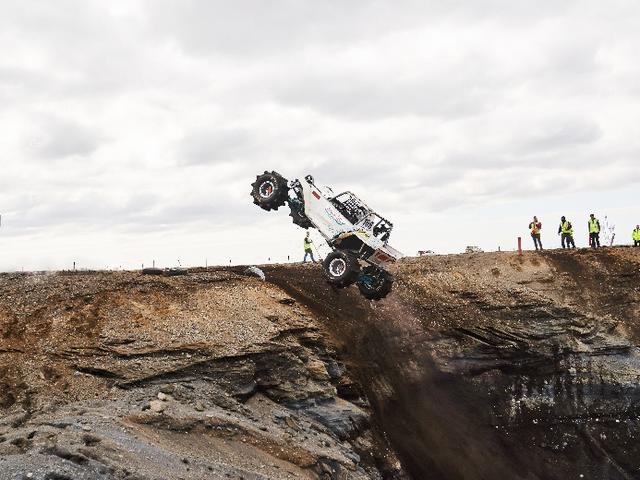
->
[[1, 0, 639, 271]]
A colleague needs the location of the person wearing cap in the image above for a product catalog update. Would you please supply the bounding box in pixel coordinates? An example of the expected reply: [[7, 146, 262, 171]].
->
[[558, 216, 576, 249], [588, 214, 601, 249], [529, 216, 543, 251]]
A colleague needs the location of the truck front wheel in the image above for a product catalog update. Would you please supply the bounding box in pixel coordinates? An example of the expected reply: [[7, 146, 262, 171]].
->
[[250, 171, 289, 211], [323, 251, 360, 288]]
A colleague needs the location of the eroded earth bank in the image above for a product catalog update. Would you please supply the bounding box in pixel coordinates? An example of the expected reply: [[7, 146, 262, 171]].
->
[[1, 247, 639, 479]]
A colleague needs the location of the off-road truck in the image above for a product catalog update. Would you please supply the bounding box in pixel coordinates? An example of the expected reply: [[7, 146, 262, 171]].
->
[[250, 171, 403, 300]]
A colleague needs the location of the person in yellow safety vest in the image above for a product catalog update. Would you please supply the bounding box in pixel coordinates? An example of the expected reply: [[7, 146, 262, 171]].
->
[[557, 216, 576, 249], [528, 216, 543, 251], [588, 213, 601, 249], [633, 225, 640, 247], [303, 232, 316, 263]]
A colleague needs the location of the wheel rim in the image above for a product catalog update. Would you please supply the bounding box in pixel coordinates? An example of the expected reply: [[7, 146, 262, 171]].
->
[[360, 269, 387, 291], [259, 181, 275, 199], [360, 274, 376, 288], [329, 258, 347, 277]]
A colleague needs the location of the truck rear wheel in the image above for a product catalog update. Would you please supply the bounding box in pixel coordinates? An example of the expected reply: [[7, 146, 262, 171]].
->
[[323, 251, 360, 288], [250, 171, 289, 211], [357, 266, 393, 300]]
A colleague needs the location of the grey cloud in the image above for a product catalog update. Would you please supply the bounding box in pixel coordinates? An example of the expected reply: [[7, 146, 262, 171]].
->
[[273, 67, 497, 121], [180, 128, 254, 165], [515, 120, 603, 155], [5, 188, 254, 236], [145, 0, 586, 59], [26, 116, 103, 159], [146, 0, 429, 57]]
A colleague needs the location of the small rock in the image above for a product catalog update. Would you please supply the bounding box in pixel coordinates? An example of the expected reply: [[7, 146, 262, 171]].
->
[[160, 385, 175, 394], [285, 417, 300, 431], [273, 410, 290, 420], [243, 266, 265, 281], [346, 451, 360, 464], [81, 425, 92, 432], [149, 400, 166, 413], [321, 462, 333, 474], [158, 392, 169, 401], [194, 402, 205, 412]]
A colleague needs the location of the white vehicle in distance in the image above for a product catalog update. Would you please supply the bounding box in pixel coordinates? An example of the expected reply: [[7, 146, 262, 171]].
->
[[250, 171, 403, 300]]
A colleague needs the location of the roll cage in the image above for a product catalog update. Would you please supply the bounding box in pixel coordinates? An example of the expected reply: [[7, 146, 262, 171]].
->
[[330, 192, 393, 242]]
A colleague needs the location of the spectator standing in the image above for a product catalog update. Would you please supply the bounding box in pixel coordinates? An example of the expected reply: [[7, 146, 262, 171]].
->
[[633, 225, 640, 247], [529, 216, 543, 251], [588, 214, 601, 249], [303, 232, 316, 263], [558, 216, 576, 249]]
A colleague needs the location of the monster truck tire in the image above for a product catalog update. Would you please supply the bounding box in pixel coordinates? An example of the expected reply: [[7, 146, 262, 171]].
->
[[289, 204, 313, 229], [357, 266, 393, 300], [250, 171, 289, 211], [323, 250, 360, 288]]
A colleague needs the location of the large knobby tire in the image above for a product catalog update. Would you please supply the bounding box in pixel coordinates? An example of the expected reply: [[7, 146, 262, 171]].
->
[[250, 171, 289, 211], [289, 202, 313, 229], [323, 250, 360, 288], [357, 266, 393, 300]]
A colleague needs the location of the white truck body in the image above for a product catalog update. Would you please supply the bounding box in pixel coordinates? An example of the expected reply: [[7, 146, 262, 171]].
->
[[297, 177, 403, 267], [250, 170, 401, 299]]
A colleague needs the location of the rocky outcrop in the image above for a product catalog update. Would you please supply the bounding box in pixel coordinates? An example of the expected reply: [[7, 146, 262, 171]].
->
[[0, 270, 402, 480]]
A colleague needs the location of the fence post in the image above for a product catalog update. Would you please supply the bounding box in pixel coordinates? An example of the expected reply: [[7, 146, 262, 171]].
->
[[517, 237, 522, 255]]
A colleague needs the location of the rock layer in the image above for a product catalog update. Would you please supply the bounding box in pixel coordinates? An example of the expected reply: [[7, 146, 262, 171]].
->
[[0, 270, 401, 479]]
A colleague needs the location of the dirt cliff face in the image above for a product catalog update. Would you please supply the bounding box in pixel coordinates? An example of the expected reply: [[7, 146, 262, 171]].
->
[[1, 247, 639, 480], [267, 247, 640, 480], [0, 270, 401, 480]]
